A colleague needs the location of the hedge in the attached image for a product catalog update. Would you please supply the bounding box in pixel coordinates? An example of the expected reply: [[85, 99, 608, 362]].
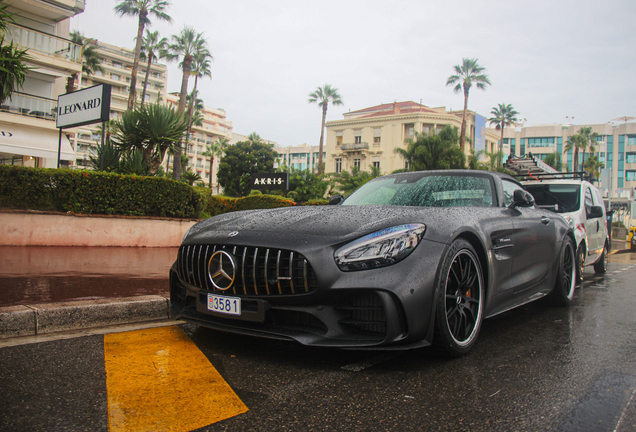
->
[[0, 165, 203, 218]]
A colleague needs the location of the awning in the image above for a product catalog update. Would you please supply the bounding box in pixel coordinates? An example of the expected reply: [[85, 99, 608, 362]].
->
[[0, 123, 75, 161]]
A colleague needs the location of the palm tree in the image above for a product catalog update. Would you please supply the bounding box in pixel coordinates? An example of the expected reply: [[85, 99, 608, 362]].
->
[[308, 84, 343, 175], [0, 40, 30, 104], [488, 103, 519, 153], [565, 133, 586, 172], [165, 26, 209, 180], [182, 168, 202, 186], [65, 31, 104, 93], [112, 102, 188, 174], [186, 50, 212, 130], [114, 0, 172, 110], [201, 141, 223, 189], [394, 126, 465, 171], [247, 132, 263, 144], [584, 154, 604, 180], [578, 126, 599, 169], [446, 58, 491, 150], [139, 29, 168, 107]]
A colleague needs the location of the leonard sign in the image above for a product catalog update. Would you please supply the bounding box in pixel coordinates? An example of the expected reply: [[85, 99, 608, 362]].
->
[[56, 84, 111, 129]]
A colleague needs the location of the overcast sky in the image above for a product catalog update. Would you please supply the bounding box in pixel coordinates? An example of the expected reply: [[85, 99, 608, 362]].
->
[[70, 0, 636, 147]]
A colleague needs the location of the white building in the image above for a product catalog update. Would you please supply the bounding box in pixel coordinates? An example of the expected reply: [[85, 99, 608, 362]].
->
[[0, 0, 84, 168]]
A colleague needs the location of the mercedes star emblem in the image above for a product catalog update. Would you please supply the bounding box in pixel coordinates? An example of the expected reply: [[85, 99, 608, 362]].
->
[[208, 250, 236, 290]]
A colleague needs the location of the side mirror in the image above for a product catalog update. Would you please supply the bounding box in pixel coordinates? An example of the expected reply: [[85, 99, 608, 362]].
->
[[509, 189, 535, 209], [329, 194, 345, 205], [588, 205, 604, 219]]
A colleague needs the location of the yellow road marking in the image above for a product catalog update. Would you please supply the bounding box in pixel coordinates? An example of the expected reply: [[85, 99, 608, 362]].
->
[[104, 326, 248, 432]]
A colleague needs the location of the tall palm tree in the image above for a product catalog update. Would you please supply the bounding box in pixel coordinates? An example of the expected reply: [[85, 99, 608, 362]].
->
[[114, 0, 172, 110], [308, 84, 343, 175], [201, 141, 223, 189], [66, 31, 104, 93], [186, 50, 212, 130], [565, 133, 586, 172], [165, 26, 209, 180], [139, 29, 168, 107], [446, 58, 491, 150], [488, 103, 519, 153], [578, 126, 599, 169]]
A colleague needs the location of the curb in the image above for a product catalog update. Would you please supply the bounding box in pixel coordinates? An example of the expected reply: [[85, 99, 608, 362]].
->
[[0, 295, 171, 339]]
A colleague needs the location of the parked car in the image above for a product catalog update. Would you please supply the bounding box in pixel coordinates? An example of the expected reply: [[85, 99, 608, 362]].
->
[[523, 179, 609, 282], [171, 170, 575, 357]]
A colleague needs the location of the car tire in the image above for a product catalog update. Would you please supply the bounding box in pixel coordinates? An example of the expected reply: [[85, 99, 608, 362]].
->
[[433, 239, 484, 357], [593, 242, 608, 274], [575, 244, 585, 284], [549, 236, 576, 307]]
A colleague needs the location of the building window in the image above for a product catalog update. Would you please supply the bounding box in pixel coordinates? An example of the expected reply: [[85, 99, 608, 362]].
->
[[405, 160, 410, 170], [373, 128, 381, 145], [373, 136, 381, 144], [373, 161, 380, 169], [335, 158, 342, 173], [405, 124, 414, 140], [354, 130, 362, 144], [336, 135, 343, 146], [527, 137, 555, 148], [354, 158, 361, 169], [626, 153, 636, 163]]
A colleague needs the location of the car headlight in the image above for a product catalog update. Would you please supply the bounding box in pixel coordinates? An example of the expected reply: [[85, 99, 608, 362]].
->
[[334, 224, 426, 271]]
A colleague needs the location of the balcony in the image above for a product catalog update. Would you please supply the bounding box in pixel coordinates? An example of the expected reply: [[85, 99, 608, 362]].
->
[[0, 92, 57, 121], [5, 23, 81, 63], [341, 143, 369, 151]]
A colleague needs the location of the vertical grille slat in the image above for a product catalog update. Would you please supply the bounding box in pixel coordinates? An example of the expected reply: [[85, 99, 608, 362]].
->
[[178, 244, 318, 296], [264, 249, 271, 295]]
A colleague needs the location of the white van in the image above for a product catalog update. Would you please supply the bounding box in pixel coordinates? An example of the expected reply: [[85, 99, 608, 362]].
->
[[523, 179, 609, 283]]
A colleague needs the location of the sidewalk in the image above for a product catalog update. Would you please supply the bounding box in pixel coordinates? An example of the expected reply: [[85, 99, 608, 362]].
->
[[1, 241, 633, 340]]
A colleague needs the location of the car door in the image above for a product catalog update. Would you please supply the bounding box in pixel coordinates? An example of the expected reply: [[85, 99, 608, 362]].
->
[[498, 179, 557, 303], [583, 186, 604, 262]]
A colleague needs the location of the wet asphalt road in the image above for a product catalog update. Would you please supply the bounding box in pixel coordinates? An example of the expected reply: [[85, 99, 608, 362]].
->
[[1, 256, 635, 432]]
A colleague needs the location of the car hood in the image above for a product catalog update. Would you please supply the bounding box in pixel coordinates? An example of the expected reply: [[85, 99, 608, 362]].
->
[[183, 205, 494, 247]]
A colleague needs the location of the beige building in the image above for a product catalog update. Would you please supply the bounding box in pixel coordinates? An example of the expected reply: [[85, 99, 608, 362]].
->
[[164, 93, 233, 189], [0, 0, 84, 168], [325, 101, 499, 174], [498, 120, 636, 196], [73, 40, 169, 168], [272, 144, 324, 172]]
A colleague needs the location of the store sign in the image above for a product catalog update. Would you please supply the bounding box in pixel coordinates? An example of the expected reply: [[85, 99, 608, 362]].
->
[[56, 84, 111, 128], [251, 173, 289, 190]]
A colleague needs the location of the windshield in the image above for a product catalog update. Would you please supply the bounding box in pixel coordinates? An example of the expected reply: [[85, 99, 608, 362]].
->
[[525, 184, 581, 213], [342, 173, 496, 207]]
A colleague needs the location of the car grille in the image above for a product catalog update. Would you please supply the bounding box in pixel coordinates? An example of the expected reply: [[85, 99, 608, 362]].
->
[[177, 244, 319, 296]]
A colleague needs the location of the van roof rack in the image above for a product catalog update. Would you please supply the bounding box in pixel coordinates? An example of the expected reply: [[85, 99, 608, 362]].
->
[[504, 153, 591, 182]]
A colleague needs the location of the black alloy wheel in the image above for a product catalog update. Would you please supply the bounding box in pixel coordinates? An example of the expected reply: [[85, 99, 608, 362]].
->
[[434, 239, 484, 357], [593, 242, 608, 274], [576, 244, 585, 284], [549, 236, 576, 307]]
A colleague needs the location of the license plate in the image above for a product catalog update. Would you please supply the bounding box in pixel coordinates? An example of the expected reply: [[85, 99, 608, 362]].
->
[[207, 293, 241, 316]]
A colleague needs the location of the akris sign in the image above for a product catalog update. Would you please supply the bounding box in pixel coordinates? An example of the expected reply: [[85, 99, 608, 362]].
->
[[56, 84, 111, 129], [251, 173, 289, 190]]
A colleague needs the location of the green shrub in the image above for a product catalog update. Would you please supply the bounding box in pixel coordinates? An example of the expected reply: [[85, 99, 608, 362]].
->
[[304, 199, 329, 206], [0, 165, 202, 218]]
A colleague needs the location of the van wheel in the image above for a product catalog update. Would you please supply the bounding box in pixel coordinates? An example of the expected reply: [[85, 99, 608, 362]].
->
[[593, 242, 608, 274], [575, 245, 585, 283]]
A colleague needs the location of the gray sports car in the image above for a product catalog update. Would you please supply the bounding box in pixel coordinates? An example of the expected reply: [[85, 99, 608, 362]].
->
[[170, 170, 576, 356]]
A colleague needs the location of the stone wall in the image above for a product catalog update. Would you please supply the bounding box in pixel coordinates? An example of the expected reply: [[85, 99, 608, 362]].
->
[[0, 210, 198, 247]]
